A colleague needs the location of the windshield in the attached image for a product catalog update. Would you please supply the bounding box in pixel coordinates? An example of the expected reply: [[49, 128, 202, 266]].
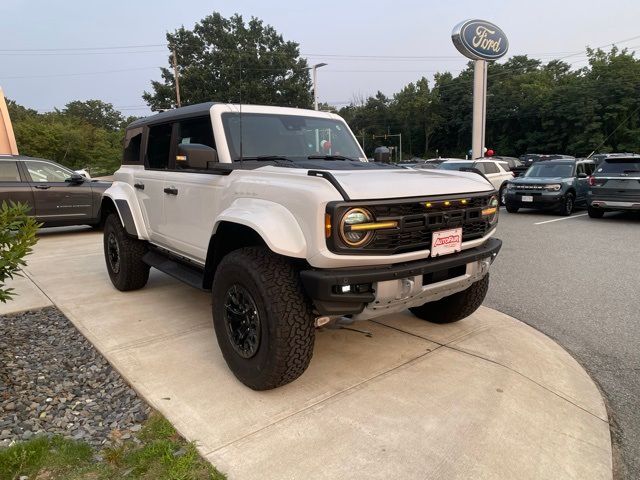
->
[[597, 159, 640, 174], [221, 113, 364, 161], [524, 163, 573, 178], [438, 162, 472, 171]]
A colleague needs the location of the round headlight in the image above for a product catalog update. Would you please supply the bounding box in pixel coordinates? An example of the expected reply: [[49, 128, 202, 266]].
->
[[339, 208, 374, 247], [486, 195, 499, 225]]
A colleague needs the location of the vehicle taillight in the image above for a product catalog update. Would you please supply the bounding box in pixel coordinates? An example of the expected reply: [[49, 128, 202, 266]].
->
[[588, 175, 596, 186]]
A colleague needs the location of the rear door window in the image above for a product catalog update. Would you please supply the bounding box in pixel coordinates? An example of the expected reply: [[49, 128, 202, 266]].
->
[[146, 123, 173, 169], [123, 127, 143, 164], [483, 162, 499, 174], [0, 162, 21, 182]]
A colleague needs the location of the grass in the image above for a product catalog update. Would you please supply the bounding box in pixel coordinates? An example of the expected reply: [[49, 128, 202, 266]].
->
[[0, 413, 226, 480]]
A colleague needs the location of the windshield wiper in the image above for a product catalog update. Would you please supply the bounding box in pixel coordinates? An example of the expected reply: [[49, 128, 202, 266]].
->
[[235, 155, 292, 162], [307, 155, 356, 161]]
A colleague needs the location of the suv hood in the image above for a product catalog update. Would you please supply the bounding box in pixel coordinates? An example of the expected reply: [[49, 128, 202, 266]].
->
[[326, 168, 494, 200], [512, 177, 567, 184]]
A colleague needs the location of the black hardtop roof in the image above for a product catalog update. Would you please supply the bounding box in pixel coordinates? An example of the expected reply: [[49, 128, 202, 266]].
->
[[540, 158, 592, 165], [128, 102, 218, 129]]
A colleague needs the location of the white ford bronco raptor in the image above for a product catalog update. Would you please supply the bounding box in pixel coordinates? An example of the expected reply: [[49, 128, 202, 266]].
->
[[101, 102, 502, 390]]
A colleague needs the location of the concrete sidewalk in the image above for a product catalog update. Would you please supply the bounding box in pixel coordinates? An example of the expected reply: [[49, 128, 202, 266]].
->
[[1, 229, 613, 480]]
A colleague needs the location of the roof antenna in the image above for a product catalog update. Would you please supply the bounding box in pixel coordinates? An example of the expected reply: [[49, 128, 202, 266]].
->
[[239, 60, 243, 168]]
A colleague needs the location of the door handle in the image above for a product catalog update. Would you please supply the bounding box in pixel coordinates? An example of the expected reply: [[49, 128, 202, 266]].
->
[[34, 185, 51, 190], [164, 186, 178, 195], [134, 183, 145, 190]]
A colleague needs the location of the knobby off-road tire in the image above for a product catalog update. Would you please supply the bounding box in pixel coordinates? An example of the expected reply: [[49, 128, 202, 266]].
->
[[588, 206, 605, 218], [211, 247, 315, 390], [409, 273, 490, 324], [103, 213, 150, 291]]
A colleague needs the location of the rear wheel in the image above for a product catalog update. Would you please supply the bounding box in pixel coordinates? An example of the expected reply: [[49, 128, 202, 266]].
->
[[588, 206, 605, 218], [558, 193, 575, 216], [409, 274, 489, 324], [103, 213, 149, 291], [211, 247, 315, 390]]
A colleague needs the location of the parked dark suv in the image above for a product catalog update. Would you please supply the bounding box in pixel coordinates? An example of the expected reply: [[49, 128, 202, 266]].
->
[[0, 155, 110, 227], [587, 154, 640, 218], [504, 159, 595, 215]]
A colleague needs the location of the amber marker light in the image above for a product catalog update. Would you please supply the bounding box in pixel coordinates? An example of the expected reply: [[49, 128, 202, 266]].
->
[[460, 199, 468, 205], [444, 201, 451, 206], [425, 202, 432, 208], [348, 221, 398, 232], [325, 213, 332, 238]]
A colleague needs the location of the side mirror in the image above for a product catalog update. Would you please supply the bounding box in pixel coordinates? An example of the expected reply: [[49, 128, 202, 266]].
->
[[66, 173, 85, 184], [577, 172, 588, 178], [177, 143, 218, 169]]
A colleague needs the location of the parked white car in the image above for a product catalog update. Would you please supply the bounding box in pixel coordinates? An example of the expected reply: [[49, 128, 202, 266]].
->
[[438, 159, 514, 204], [100, 103, 502, 390]]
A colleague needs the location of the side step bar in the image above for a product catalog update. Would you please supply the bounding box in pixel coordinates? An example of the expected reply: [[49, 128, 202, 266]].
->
[[142, 250, 207, 291]]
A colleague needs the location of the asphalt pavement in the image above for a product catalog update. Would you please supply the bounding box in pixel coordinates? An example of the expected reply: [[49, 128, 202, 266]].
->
[[486, 207, 640, 479]]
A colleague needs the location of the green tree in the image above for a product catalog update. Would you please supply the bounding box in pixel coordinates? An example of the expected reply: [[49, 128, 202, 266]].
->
[[0, 201, 39, 303], [62, 99, 125, 131], [143, 12, 313, 110]]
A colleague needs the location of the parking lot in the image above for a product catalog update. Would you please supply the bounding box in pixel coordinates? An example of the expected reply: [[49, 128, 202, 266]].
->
[[487, 208, 640, 478]]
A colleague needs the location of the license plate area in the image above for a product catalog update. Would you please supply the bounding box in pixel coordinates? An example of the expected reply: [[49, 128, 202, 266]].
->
[[521, 195, 533, 202], [431, 228, 462, 257]]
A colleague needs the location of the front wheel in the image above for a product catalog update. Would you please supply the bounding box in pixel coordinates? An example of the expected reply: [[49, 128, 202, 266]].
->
[[103, 213, 149, 291], [212, 247, 315, 390], [505, 203, 519, 213], [409, 274, 489, 324], [588, 206, 605, 218], [499, 184, 507, 206], [558, 193, 575, 216]]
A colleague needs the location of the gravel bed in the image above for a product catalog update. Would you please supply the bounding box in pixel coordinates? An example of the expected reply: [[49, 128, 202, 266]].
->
[[0, 307, 151, 448]]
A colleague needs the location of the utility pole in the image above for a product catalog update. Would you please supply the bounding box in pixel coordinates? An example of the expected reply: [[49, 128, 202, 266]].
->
[[172, 49, 182, 108], [311, 63, 328, 111]]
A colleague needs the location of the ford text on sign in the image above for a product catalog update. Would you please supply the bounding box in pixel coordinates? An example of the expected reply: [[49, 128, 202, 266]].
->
[[452, 19, 509, 61]]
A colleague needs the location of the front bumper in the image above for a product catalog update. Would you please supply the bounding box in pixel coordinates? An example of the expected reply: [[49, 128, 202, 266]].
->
[[300, 238, 502, 319], [505, 192, 563, 209]]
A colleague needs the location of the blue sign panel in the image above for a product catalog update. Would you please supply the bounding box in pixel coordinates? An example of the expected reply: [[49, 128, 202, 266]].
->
[[452, 19, 509, 61]]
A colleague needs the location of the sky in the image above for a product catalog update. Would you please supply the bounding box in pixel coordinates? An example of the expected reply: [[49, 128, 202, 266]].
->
[[1, 0, 638, 115]]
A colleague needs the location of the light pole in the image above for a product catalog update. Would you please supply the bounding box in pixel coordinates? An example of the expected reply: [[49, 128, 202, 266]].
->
[[312, 63, 328, 111]]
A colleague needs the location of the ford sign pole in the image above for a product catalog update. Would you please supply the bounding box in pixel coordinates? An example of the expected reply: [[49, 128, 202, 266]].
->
[[452, 20, 508, 160], [472, 60, 488, 160]]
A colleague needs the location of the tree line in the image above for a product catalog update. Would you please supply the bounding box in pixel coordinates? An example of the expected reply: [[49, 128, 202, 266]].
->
[[7, 99, 135, 176], [338, 48, 640, 159], [7, 12, 640, 174]]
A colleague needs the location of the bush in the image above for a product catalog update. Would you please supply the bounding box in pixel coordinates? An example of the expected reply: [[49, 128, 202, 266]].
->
[[0, 201, 39, 302]]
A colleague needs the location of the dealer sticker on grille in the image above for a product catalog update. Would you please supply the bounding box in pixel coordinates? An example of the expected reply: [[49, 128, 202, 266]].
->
[[431, 228, 462, 257]]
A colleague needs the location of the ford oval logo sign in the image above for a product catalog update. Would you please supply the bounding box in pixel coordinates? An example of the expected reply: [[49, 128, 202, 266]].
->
[[452, 19, 508, 61]]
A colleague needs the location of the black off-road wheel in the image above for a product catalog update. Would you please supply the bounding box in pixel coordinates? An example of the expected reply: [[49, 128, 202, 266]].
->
[[409, 274, 490, 324], [103, 213, 150, 291], [505, 203, 519, 213], [211, 247, 315, 390], [588, 206, 605, 218], [558, 192, 575, 216]]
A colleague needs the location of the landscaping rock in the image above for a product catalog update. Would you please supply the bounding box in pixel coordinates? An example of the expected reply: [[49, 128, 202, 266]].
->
[[0, 308, 152, 447]]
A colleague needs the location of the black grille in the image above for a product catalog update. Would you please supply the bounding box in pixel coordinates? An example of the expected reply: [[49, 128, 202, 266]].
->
[[328, 194, 494, 255]]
